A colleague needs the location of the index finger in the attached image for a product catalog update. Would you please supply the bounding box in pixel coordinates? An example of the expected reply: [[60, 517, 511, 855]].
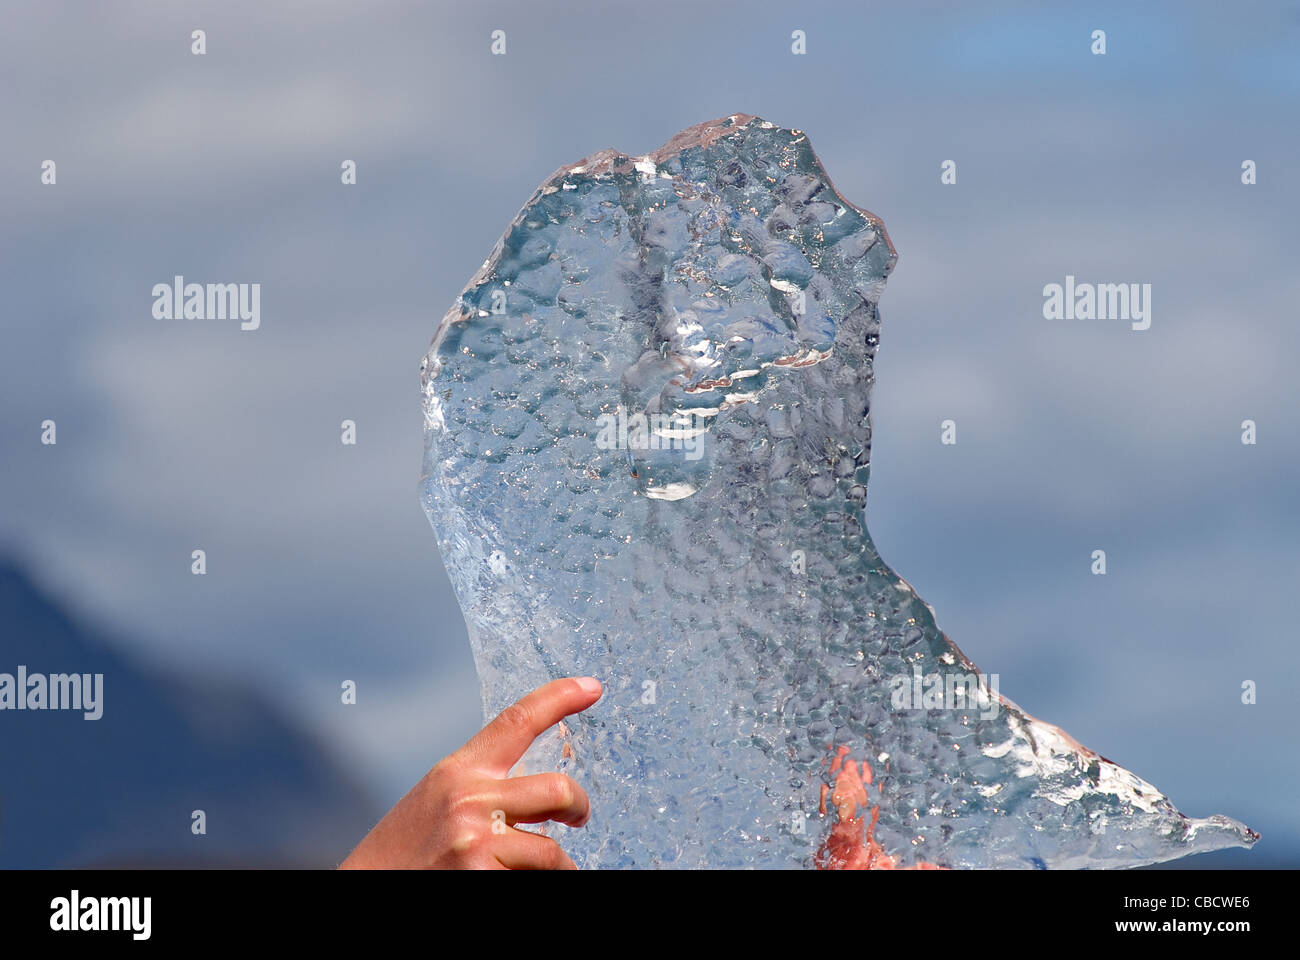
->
[[455, 676, 602, 776]]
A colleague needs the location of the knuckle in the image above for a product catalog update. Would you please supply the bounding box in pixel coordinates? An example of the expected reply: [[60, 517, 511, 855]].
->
[[448, 829, 481, 856], [546, 774, 576, 810], [421, 773, 452, 805], [423, 768, 489, 824], [445, 789, 480, 819], [424, 758, 459, 796], [544, 840, 570, 869], [496, 701, 534, 734]]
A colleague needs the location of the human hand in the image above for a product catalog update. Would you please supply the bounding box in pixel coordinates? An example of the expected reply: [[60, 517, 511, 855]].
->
[[339, 676, 601, 869]]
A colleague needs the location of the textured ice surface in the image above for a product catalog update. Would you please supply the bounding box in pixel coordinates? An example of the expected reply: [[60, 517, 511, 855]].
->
[[420, 114, 1257, 868]]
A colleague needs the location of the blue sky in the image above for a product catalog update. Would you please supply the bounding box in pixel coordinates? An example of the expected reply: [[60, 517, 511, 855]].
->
[[1, 0, 1296, 865]]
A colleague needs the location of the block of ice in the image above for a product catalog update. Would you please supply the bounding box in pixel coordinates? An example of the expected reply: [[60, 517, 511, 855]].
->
[[419, 114, 1257, 868]]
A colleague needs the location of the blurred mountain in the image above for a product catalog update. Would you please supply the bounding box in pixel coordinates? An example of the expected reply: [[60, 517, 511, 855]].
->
[[0, 557, 379, 868]]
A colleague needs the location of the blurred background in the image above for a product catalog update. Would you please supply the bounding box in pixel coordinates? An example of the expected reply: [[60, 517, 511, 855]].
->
[[1, 0, 1296, 868]]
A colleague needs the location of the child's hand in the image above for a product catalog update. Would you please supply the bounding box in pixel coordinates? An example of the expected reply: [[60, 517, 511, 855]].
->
[[339, 676, 602, 869]]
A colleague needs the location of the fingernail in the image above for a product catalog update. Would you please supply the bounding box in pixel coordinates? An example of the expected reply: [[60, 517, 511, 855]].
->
[[575, 676, 602, 695]]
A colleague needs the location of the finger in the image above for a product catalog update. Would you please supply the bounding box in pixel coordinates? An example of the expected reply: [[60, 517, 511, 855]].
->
[[457, 677, 602, 775], [497, 772, 591, 828], [492, 829, 577, 870]]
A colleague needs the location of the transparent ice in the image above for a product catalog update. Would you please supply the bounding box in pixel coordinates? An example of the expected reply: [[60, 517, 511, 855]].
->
[[420, 115, 1258, 868]]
